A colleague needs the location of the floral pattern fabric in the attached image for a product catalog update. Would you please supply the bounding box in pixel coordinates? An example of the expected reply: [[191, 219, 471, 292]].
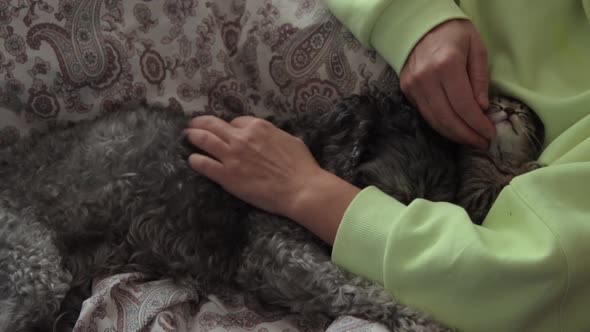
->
[[0, 0, 400, 330]]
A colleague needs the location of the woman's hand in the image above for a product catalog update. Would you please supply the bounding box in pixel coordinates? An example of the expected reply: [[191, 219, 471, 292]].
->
[[400, 19, 495, 149], [185, 115, 319, 215], [185, 115, 360, 245]]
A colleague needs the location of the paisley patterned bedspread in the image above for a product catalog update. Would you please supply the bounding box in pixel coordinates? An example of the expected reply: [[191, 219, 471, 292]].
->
[[0, 0, 398, 330], [75, 273, 390, 332]]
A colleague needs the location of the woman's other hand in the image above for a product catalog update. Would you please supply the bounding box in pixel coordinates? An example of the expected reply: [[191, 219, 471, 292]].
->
[[400, 19, 495, 149]]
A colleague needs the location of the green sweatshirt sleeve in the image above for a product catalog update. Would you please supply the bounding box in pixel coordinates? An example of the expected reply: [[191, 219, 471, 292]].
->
[[325, 0, 468, 72], [332, 115, 590, 331]]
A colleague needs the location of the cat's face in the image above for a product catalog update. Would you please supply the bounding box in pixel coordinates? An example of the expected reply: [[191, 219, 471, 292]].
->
[[485, 96, 545, 163]]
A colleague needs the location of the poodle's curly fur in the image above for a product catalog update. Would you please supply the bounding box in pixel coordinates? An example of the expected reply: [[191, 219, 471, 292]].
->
[[0, 94, 543, 332]]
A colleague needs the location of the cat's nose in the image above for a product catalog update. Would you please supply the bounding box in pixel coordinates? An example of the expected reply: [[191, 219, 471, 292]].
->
[[504, 107, 515, 116]]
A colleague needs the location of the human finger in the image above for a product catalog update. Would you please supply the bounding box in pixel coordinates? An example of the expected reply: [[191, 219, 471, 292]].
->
[[418, 82, 488, 148], [442, 64, 495, 140], [188, 153, 226, 183], [185, 128, 230, 161], [230, 115, 260, 128], [187, 115, 234, 143], [467, 31, 490, 109]]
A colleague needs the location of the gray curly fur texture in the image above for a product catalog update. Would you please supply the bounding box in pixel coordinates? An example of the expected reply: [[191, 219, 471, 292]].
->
[[0, 93, 543, 332]]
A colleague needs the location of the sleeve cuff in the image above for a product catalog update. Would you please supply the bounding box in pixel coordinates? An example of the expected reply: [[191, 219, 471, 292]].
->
[[371, 0, 469, 73], [331, 186, 406, 285], [325, 0, 398, 47]]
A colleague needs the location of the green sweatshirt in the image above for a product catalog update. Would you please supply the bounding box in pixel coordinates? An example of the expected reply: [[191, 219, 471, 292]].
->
[[326, 1, 590, 331]]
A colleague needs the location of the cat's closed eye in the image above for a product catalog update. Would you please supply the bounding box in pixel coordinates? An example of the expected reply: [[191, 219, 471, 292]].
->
[[485, 96, 545, 163]]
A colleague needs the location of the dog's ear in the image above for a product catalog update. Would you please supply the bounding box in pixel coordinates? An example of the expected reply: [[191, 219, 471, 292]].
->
[[309, 95, 380, 182]]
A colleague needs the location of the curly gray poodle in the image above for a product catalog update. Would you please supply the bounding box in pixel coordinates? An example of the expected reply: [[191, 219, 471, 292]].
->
[[0, 93, 544, 332]]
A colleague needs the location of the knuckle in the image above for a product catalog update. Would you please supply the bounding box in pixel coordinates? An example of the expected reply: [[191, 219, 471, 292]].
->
[[232, 134, 248, 147], [433, 51, 460, 70], [413, 69, 432, 85], [400, 77, 412, 93], [235, 119, 273, 144], [230, 115, 252, 126], [235, 130, 256, 146], [194, 116, 218, 130], [400, 73, 419, 92], [243, 132, 257, 144], [251, 118, 272, 130]]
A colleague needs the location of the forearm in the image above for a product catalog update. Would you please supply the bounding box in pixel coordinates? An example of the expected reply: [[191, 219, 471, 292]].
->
[[332, 185, 570, 331], [326, 0, 468, 72], [284, 169, 360, 245]]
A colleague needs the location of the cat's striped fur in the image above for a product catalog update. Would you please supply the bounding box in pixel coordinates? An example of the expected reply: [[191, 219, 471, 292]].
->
[[456, 96, 545, 224]]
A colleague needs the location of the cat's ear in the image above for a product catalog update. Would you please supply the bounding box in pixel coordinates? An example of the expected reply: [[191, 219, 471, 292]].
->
[[310, 95, 379, 181]]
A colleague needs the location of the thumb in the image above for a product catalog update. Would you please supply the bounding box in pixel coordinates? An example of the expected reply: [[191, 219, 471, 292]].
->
[[467, 32, 490, 109]]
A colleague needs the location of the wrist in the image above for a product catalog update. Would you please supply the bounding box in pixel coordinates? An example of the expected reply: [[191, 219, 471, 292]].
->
[[284, 168, 361, 245]]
